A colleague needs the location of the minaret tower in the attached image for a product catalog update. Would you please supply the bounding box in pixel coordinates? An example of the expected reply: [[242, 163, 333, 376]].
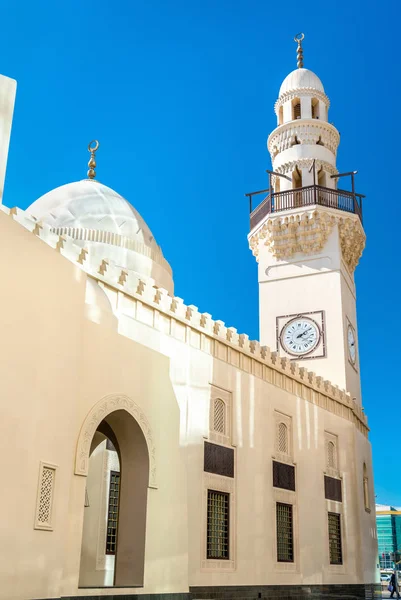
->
[[247, 34, 365, 404]]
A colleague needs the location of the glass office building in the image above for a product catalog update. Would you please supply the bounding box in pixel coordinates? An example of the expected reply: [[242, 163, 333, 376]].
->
[[376, 505, 401, 569]]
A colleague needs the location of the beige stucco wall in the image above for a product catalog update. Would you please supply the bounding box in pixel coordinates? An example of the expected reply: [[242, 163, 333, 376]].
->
[[0, 210, 378, 600], [0, 212, 188, 600]]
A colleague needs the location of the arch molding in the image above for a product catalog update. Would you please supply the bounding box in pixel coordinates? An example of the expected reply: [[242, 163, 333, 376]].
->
[[75, 393, 157, 488]]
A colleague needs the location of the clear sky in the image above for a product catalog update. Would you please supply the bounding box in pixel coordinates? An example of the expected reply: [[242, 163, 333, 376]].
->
[[1, 0, 400, 504]]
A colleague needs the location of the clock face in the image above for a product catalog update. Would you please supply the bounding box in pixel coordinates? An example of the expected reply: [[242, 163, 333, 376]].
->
[[280, 317, 320, 356], [348, 325, 356, 363]]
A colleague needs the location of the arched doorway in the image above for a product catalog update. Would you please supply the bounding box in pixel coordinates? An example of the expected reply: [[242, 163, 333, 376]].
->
[[78, 406, 151, 588]]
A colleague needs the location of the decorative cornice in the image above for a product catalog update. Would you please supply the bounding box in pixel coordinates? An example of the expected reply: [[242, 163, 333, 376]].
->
[[248, 207, 365, 273], [268, 120, 340, 157], [275, 88, 330, 114]]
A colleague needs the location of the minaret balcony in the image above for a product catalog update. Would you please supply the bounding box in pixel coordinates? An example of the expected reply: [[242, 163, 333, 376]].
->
[[247, 184, 364, 232]]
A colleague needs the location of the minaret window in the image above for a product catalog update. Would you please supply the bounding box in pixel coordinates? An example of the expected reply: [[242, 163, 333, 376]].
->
[[292, 168, 302, 190], [363, 463, 370, 511], [311, 98, 319, 119], [278, 105, 284, 125], [292, 98, 301, 120], [318, 169, 326, 187]]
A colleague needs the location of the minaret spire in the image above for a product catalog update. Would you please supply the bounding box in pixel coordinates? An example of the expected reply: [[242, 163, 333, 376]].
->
[[294, 33, 304, 68]]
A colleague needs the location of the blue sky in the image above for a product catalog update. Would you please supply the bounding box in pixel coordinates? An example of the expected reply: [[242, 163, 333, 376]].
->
[[1, 0, 400, 504]]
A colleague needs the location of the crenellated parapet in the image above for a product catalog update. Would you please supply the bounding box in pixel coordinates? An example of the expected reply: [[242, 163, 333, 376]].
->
[[1, 204, 368, 436]]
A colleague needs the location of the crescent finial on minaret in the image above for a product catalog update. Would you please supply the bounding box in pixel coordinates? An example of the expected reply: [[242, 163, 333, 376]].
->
[[294, 33, 304, 68], [87, 140, 99, 179]]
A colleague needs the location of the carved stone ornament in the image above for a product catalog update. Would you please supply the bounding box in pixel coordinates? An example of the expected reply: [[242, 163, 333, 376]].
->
[[74, 393, 157, 488], [248, 208, 365, 272], [268, 121, 340, 157], [273, 158, 337, 177], [338, 216, 366, 272]]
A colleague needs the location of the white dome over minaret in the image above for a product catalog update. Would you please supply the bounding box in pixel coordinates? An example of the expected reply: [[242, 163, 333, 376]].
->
[[279, 68, 324, 97], [268, 34, 339, 192], [26, 141, 174, 294]]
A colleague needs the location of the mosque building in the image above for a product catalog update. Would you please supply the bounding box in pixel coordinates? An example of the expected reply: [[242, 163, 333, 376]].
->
[[0, 36, 379, 600]]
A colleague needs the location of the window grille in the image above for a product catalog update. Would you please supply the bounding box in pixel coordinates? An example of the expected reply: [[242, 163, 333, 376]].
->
[[276, 502, 294, 562], [213, 398, 226, 434], [328, 512, 343, 565], [327, 441, 336, 468], [106, 470, 120, 555], [277, 422, 288, 454], [273, 461, 296, 491], [207, 490, 229, 559], [293, 102, 301, 119], [35, 462, 57, 530], [324, 476, 342, 502], [37, 467, 55, 525]]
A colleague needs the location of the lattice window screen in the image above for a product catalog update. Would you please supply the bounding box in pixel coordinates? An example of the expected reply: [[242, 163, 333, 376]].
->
[[327, 441, 336, 468], [213, 398, 226, 434], [34, 462, 57, 531], [277, 423, 288, 454]]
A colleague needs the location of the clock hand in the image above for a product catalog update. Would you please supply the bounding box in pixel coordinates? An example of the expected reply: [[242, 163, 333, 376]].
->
[[297, 328, 312, 339]]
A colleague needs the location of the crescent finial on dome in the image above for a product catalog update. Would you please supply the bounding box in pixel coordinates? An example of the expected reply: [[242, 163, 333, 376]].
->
[[87, 140, 99, 180], [294, 33, 304, 68]]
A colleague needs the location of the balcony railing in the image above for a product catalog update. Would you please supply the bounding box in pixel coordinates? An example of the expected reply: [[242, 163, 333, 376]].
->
[[247, 184, 364, 231]]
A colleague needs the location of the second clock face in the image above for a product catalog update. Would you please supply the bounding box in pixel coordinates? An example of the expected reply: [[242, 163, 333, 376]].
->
[[281, 317, 321, 356], [348, 325, 356, 364]]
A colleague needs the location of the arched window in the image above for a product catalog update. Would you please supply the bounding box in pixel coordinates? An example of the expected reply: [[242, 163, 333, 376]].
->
[[278, 422, 288, 454], [213, 398, 226, 435], [318, 169, 326, 187], [327, 441, 336, 468], [363, 463, 370, 511], [292, 98, 301, 120], [278, 105, 284, 125], [311, 98, 319, 119]]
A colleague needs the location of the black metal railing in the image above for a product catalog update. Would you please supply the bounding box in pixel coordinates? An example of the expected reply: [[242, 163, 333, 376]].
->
[[247, 184, 364, 231]]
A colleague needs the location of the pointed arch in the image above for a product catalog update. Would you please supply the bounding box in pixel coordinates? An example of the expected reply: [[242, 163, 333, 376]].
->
[[75, 394, 157, 488]]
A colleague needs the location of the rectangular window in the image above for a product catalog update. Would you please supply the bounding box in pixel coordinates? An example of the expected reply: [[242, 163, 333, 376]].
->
[[328, 512, 343, 565], [273, 461, 296, 491], [106, 470, 120, 555], [276, 502, 294, 562], [207, 490, 229, 559], [204, 442, 234, 478], [324, 476, 342, 502]]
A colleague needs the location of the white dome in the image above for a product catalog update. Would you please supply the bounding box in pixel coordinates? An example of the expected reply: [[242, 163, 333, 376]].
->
[[27, 179, 174, 293], [279, 68, 324, 97]]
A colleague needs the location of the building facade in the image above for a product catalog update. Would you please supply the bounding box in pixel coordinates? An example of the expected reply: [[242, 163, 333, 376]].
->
[[376, 505, 401, 570], [0, 37, 379, 600]]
